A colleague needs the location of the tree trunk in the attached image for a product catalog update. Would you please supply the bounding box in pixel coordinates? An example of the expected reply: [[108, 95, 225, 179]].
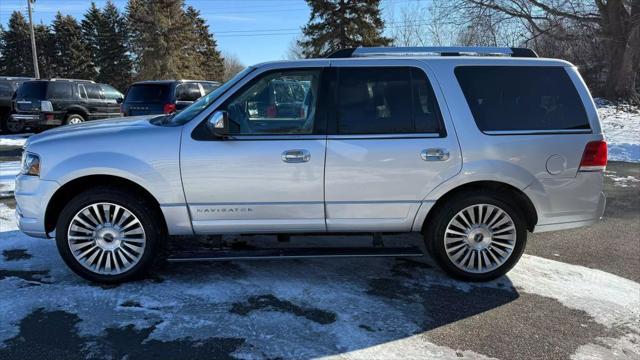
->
[[602, 0, 639, 103]]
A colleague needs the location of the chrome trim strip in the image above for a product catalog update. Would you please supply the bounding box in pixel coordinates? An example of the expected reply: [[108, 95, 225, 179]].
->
[[483, 129, 592, 135], [327, 133, 441, 139]]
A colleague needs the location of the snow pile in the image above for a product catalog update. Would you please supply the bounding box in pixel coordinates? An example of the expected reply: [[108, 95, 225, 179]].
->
[[605, 170, 640, 188], [0, 161, 20, 197], [0, 134, 29, 147], [596, 98, 640, 163]]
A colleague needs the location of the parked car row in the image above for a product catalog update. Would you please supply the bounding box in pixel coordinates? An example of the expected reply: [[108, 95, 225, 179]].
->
[[0, 77, 221, 133]]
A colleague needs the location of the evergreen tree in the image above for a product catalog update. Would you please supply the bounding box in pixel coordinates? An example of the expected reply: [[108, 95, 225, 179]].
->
[[299, 0, 391, 58], [51, 12, 96, 79], [185, 6, 224, 81], [34, 23, 56, 78], [82, 1, 132, 91], [0, 12, 34, 76], [127, 0, 196, 80]]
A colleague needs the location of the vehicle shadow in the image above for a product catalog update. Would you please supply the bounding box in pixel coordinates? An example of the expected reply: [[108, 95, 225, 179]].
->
[[0, 233, 520, 359]]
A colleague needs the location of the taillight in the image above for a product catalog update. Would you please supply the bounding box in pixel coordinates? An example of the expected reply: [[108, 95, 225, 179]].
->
[[163, 103, 176, 114], [579, 140, 607, 172]]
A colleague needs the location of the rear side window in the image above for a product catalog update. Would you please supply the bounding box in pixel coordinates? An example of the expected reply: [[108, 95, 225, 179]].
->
[[175, 83, 202, 101], [455, 66, 589, 132], [16, 81, 47, 99], [126, 84, 170, 102], [47, 82, 73, 99], [336, 67, 443, 135]]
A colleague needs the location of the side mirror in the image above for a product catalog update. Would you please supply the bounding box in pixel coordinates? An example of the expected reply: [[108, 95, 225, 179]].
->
[[207, 110, 229, 137], [116, 97, 124, 104]]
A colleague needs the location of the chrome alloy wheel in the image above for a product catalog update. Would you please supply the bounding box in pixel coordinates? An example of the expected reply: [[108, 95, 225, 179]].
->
[[444, 204, 517, 274], [67, 117, 84, 124], [67, 202, 146, 275]]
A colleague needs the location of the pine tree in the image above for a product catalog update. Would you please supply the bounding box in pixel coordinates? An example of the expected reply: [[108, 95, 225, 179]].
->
[[127, 0, 196, 80], [82, 1, 132, 91], [0, 12, 34, 76], [34, 23, 56, 78], [299, 0, 391, 58], [51, 12, 96, 79], [184, 6, 224, 81]]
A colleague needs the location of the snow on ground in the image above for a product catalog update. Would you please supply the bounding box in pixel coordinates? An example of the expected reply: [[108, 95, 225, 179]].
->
[[596, 98, 640, 163], [0, 134, 29, 147], [0, 162, 19, 198], [604, 170, 640, 188], [0, 202, 638, 359]]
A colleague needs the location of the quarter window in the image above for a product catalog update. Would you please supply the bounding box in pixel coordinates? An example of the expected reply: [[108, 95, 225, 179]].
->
[[223, 69, 321, 135], [335, 67, 443, 135], [455, 66, 590, 132]]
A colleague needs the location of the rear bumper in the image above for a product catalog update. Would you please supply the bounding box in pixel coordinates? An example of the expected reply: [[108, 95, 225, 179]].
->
[[10, 112, 63, 126], [14, 175, 60, 239], [532, 191, 606, 233]]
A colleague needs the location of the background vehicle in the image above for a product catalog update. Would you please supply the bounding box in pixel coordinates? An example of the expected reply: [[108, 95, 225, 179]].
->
[[15, 47, 607, 284], [121, 80, 220, 116], [0, 76, 34, 133], [10, 79, 123, 130]]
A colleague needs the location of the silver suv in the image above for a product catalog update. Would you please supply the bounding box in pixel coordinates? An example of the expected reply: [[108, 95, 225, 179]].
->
[[15, 47, 607, 283]]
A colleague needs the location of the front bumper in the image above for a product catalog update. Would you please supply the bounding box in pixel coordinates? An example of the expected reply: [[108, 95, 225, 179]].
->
[[15, 175, 60, 238], [10, 113, 63, 127]]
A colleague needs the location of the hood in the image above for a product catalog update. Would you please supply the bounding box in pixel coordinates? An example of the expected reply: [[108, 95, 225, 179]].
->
[[26, 115, 162, 147]]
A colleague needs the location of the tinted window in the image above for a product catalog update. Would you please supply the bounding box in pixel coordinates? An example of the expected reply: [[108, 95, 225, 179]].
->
[[175, 83, 201, 101], [223, 69, 320, 135], [16, 81, 47, 99], [100, 84, 123, 100], [78, 84, 88, 99], [336, 67, 442, 134], [200, 82, 219, 95], [47, 82, 73, 99], [86, 84, 103, 100], [126, 84, 170, 102], [0, 81, 17, 97], [455, 66, 590, 132]]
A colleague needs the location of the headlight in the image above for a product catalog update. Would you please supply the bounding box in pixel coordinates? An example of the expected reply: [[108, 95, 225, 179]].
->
[[20, 152, 40, 176]]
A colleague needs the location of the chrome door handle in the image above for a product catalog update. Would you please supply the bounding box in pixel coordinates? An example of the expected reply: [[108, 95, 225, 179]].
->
[[421, 148, 449, 161], [281, 149, 311, 163]]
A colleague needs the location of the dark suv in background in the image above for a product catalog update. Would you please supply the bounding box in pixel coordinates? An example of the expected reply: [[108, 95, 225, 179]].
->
[[10, 79, 123, 131], [121, 80, 219, 116], [0, 76, 34, 133]]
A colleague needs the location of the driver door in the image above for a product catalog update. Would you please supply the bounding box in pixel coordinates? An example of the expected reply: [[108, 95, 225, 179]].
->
[[180, 68, 328, 234]]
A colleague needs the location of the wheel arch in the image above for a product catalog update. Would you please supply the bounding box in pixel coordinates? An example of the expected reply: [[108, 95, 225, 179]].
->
[[64, 106, 89, 120], [419, 181, 538, 233], [44, 174, 167, 234]]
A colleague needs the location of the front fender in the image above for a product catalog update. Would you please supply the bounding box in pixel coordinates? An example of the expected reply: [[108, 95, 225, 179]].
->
[[43, 152, 185, 205]]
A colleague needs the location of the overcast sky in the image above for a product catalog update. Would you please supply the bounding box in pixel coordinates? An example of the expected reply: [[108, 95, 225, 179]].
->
[[1, 0, 420, 65]]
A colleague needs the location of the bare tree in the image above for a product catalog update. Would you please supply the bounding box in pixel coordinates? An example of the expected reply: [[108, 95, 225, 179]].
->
[[458, 0, 640, 103], [222, 52, 245, 82], [286, 35, 305, 60], [387, 2, 431, 46]]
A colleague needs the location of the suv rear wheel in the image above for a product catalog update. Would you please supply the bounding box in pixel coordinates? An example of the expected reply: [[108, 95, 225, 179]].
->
[[65, 113, 85, 125], [425, 191, 527, 281], [55, 187, 162, 283]]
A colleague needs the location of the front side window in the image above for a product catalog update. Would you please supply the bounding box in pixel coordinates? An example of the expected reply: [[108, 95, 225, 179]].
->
[[100, 84, 123, 100], [222, 69, 321, 135], [200, 82, 219, 95], [85, 84, 103, 100], [336, 67, 443, 135], [455, 66, 590, 132]]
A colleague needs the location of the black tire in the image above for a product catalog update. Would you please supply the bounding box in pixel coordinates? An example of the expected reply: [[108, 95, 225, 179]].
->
[[65, 113, 85, 125], [55, 187, 163, 283], [424, 191, 527, 281]]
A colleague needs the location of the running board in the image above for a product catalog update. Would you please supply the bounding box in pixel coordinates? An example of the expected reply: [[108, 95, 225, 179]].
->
[[167, 246, 424, 262]]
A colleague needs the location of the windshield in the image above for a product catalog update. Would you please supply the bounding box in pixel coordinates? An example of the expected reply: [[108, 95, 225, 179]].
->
[[169, 67, 254, 125]]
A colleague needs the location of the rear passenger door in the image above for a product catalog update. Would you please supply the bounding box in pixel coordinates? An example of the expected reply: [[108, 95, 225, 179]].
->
[[83, 83, 108, 120], [99, 84, 124, 117], [324, 65, 461, 232]]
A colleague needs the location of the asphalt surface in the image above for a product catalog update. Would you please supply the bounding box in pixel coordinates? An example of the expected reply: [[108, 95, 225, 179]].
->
[[0, 141, 638, 360]]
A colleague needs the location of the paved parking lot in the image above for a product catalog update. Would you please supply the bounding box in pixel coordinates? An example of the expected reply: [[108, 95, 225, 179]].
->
[[0, 140, 638, 359]]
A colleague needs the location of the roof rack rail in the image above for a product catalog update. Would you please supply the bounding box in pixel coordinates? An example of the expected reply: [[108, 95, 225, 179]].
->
[[49, 78, 95, 83], [326, 46, 538, 58]]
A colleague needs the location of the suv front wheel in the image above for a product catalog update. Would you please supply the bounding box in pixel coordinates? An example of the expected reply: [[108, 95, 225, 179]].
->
[[425, 191, 527, 281], [55, 187, 162, 283]]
